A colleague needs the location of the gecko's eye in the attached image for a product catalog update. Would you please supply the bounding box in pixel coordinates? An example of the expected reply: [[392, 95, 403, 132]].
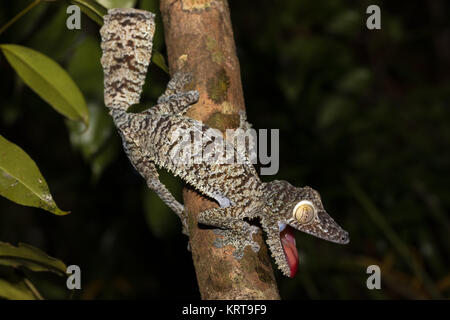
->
[[293, 200, 315, 224]]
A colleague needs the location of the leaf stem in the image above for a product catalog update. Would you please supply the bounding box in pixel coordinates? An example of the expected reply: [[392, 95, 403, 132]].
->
[[0, 0, 41, 36], [70, 0, 107, 26], [23, 278, 44, 300]]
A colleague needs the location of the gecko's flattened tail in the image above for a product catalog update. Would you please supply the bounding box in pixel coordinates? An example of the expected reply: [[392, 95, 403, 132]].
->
[[100, 8, 155, 113]]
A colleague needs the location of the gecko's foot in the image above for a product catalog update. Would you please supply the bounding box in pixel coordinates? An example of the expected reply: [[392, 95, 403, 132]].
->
[[157, 72, 194, 104], [157, 90, 199, 106], [180, 215, 191, 252], [238, 110, 252, 130], [180, 209, 190, 236], [213, 225, 260, 259], [181, 223, 190, 237]]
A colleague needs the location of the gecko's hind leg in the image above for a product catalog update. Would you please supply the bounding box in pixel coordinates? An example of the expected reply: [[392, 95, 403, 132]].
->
[[145, 90, 199, 117], [158, 72, 193, 103], [146, 174, 189, 236], [198, 206, 260, 259], [149, 71, 199, 116], [133, 157, 189, 236]]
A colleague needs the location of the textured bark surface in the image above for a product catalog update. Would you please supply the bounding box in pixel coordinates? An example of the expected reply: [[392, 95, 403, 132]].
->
[[160, 0, 280, 300]]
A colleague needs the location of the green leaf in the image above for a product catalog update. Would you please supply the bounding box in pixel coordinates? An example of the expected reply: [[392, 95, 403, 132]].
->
[[0, 134, 69, 215], [96, 0, 137, 9], [0, 44, 89, 126], [70, 0, 107, 26], [152, 51, 169, 74], [0, 242, 67, 276], [0, 278, 37, 300]]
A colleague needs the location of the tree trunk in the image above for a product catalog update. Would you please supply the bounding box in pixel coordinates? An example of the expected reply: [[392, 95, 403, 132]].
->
[[160, 0, 280, 300]]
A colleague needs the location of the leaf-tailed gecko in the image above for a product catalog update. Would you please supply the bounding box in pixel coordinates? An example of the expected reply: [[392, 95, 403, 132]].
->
[[100, 8, 349, 277]]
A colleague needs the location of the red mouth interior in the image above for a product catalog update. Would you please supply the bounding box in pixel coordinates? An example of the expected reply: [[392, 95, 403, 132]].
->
[[280, 225, 299, 278]]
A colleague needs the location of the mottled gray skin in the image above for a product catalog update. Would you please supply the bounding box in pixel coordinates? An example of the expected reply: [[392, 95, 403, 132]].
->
[[100, 8, 187, 233], [100, 8, 349, 277]]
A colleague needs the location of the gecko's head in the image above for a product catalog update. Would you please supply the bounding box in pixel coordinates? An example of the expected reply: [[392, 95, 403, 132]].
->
[[263, 180, 349, 278]]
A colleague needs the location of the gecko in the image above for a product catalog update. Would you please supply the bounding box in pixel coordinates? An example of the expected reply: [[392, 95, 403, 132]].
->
[[100, 8, 349, 278]]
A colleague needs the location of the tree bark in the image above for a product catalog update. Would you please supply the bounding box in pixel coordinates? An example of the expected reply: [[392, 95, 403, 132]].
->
[[160, 0, 280, 300]]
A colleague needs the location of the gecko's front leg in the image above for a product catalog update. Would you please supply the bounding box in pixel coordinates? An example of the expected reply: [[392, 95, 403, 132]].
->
[[198, 206, 260, 259]]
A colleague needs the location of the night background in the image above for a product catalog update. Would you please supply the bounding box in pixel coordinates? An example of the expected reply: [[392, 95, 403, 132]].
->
[[0, 0, 449, 299]]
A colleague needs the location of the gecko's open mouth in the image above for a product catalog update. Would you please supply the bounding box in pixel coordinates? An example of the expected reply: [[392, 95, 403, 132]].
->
[[279, 223, 299, 278]]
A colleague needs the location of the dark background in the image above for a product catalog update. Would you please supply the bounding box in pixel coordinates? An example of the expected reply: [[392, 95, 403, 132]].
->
[[0, 0, 449, 299]]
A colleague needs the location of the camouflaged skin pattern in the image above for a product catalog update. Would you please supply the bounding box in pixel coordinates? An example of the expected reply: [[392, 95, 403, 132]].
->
[[100, 8, 349, 277], [101, 8, 155, 112], [100, 9, 187, 233], [261, 181, 349, 275]]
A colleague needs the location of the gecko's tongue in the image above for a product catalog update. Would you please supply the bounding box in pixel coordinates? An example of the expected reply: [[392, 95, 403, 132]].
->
[[280, 225, 299, 278]]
